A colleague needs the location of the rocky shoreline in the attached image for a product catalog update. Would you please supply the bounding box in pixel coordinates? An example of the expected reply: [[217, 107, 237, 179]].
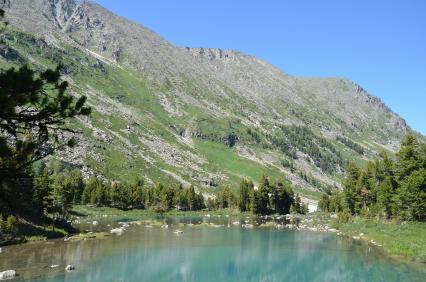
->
[[1, 212, 424, 279]]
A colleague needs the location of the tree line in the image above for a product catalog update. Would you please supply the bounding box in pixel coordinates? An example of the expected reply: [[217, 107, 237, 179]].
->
[[80, 178, 205, 212], [319, 135, 426, 222], [237, 175, 307, 215], [270, 125, 346, 174], [30, 166, 308, 221], [336, 136, 365, 155]]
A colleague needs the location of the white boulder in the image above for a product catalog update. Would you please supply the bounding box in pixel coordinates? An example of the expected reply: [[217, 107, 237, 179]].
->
[[308, 203, 318, 213], [65, 265, 75, 272], [110, 228, 124, 235], [118, 222, 130, 228], [0, 270, 16, 280]]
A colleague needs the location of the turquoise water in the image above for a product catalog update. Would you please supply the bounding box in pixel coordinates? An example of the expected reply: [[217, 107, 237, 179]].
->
[[0, 216, 425, 281]]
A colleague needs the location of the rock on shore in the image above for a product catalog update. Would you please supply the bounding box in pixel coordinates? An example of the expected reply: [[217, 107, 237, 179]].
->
[[0, 270, 16, 280]]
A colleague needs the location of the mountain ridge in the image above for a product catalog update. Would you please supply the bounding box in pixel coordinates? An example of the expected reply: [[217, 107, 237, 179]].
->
[[1, 0, 423, 201]]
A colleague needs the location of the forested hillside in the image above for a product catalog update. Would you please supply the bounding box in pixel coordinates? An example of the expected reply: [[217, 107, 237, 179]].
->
[[1, 0, 424, 203]]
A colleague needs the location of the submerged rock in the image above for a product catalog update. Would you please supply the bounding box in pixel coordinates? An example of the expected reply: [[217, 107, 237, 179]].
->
[[0, 270, 16, 280]]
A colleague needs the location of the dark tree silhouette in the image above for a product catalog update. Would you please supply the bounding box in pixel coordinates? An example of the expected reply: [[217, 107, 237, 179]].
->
[[0, 4, 91, 214], [0, 66, 91, 174]]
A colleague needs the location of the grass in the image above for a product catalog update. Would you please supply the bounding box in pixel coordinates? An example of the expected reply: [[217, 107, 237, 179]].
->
[[292, 186, 323, 200], [0, 221, 70, 246], [195, 140, 282, 186], [333, 217, 426, 263]]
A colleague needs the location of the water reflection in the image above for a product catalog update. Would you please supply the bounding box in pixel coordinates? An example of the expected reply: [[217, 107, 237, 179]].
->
[[0, 216, 424, 282]]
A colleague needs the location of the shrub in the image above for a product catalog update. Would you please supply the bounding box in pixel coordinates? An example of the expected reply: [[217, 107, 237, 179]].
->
[[0, 215, 18, 234], [336, 211, 352, 224]]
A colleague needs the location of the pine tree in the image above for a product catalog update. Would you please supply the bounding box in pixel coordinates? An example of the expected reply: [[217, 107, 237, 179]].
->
[[250, 189, 262, 214], [343, 162, 362, 214], [219, 186, 231, 208], [187, 185, 196, 211], [318, 194, 330, 212], [68, 169, 84, 204], [275, 181, 294, 214], [393, 135, 426, 221], [175, 185, 188, 210], [332, 135, 425, 222], [257, 175, 270, 214], [33, 168, 53, 218], [0, 64, 90, 215], [294, 194, 302, 213], [238, 179, 251, 212], [160, 186, 176, 211], [377, 177, 394, 218]]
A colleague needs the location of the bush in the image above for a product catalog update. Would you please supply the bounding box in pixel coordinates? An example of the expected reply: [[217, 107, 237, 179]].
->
[[6, 215, 17, 234], [336, 211, 352, 224], [0, 215, 18, 235], [0, 215, 5, 233]]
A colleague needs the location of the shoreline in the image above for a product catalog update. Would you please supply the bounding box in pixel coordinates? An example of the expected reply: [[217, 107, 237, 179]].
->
[[2, 207, 425, 265]]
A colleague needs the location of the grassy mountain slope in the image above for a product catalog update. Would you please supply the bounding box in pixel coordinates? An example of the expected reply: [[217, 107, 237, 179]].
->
[[1, 0, 423, 201]]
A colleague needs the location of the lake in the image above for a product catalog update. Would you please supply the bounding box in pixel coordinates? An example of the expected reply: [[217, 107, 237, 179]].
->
[[0, 216, 425, 281]]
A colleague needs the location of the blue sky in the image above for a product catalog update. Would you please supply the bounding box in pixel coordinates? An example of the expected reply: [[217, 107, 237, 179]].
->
[[94, 0, 426, 135]]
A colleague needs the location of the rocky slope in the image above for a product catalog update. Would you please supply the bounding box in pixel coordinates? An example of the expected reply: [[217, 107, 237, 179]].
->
[[1, 0, 422, 200]]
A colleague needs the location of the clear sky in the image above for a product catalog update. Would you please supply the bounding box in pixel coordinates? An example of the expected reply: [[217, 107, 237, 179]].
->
[[94, 0, 426, 135]]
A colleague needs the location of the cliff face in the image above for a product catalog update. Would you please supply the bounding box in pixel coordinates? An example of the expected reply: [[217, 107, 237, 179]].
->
[[1, 0, 420, 198]]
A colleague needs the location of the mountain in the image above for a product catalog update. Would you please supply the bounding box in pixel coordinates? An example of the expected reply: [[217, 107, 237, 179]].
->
[[2, 0, 422, 201]]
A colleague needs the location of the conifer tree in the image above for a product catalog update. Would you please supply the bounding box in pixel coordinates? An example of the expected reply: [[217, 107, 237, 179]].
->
[[238, 179, 251, 212]]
